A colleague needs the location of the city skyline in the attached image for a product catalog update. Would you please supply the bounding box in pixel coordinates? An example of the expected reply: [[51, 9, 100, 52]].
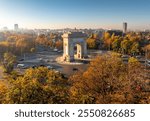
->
[[0, 0, 150, 30]]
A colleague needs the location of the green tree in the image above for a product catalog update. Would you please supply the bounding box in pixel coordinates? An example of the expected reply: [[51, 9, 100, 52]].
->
[[121, 40, 131, 54], [130, 42, 139, 55], [112, 39, 121, 52], [86, 38, 97, 49], [2, 52, 16, 74], [103, 32, 111, 50]]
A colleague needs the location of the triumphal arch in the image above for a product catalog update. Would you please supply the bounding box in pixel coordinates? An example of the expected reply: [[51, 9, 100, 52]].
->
[[62, 32, 87, 62]]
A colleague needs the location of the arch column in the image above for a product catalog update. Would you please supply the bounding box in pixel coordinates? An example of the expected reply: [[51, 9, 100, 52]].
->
[[62, 32, 87, 62]]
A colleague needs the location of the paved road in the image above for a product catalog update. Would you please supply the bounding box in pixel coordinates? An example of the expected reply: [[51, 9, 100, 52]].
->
[[17, 49, 90, 76], [16, 49, 150, 77]]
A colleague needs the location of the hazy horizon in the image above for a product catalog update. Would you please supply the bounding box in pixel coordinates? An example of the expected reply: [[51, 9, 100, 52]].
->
[[0, 0, 150, 30]]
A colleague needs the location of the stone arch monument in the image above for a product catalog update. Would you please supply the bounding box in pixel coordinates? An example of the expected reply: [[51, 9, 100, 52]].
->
[[62, 32, 87, 62]]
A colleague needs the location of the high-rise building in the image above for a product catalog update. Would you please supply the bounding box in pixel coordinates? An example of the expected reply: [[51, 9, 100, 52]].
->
[[123, 22, 127, 33], [14, 24, 18, 31]]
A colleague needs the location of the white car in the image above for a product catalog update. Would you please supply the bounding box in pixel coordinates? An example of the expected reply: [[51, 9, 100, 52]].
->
[[17, 64, 28, 69], [38, 58, 43, 62], [147, 60, 150, 63], [121, 55, 129, 58], [58, 50, 62, 53], [17, 64, 25, 68], [47, 66, 54, 69], [135, 55, 142, 59], [53, 48, 58, 52]]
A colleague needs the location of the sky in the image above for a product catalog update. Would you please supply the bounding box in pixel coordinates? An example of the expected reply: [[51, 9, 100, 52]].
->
[[0, 0, 150, 30]]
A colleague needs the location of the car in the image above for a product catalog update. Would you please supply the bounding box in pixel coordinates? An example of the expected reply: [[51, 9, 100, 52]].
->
[[39, 64, 45, 67], [83, 60, 89, 64], [55, 70, 60, 73], [58, 50, 62, 53], [38, 58, 43, 61], [135, 55, 142, 59], [17, 64, 25, 68], [147, 60, 150, 63], [53, 48, 58, 52], [19, 58, 24, 61], [17, 64, 29, 69], [72, 68, 78, 71], [47, 65, 54, 69], [31, 65, 37, 68], [22, 65, 29, 69], [121, 55, 129, 58]]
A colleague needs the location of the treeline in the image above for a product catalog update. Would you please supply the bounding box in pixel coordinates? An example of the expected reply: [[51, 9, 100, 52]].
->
[[86, 32, 150, 56], [0, 32, 63, 58], [35, 33, 63, 50], [0, 32, 36, 57], [0, 53, 149, 104]]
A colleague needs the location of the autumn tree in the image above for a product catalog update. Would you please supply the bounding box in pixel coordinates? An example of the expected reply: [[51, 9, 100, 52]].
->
[[144, 44, 150, 59], [69, 53, 150, 104], [16, 38, 28, 55], [86, 33, 100, 49], [0, 81, 8, 103], [103, 32, 111, 50], [127, 57, 149, 103], [112, 39, 121, 52], [55, 40, 63, 50], [130, 42, 140, 55], [6, 67, 69, 104], [121, 40, 131, 54], [86, 38, 97, 49], [69, 53, 128, 104], [36, 34, 49, 47], [1, 52, 16, 74]]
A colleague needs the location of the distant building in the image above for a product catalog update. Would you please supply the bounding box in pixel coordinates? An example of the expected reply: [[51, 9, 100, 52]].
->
[[123, 22, 127, 33], [106, 30, 123, 36], [3, 27, 8, 31], [14, 24, 19, 31]]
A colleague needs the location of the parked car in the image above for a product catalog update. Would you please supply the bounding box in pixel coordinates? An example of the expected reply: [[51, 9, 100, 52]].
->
[[58, 50, 63, 53], [147, 60, 150, 66], [147, 60, 150, 63], [18, 58, 24, 61], [17, 64, 25, 68], [72, 68, 78, 71], [53, 48, 58, 52], [121, 55, 129, 58], [47, 65, 54, 70], [31, 65, 37, 68], [17, 64, 28, 69], [39, 64, 45, 67], [135, 55, 142, 59]]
